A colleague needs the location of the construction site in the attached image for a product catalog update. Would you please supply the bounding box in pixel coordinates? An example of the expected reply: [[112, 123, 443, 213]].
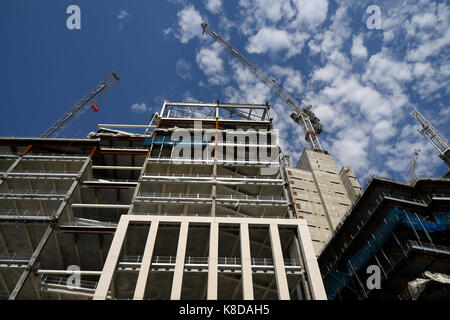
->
[[0, 22, 449, 301]]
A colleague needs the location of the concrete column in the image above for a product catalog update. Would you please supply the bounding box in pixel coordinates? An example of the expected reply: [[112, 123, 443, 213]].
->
[[93, 216, 129, 300], [240, 223, 254, 300], [207, 222, 219, 299], [297, 222, 327, 300], [133, 220, 159, 300], [269, 223, 290, 300], [170, 221, 189, 300]]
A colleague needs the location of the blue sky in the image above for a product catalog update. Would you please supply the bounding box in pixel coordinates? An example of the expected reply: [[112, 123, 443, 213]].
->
[[0, 0, 449, 184]]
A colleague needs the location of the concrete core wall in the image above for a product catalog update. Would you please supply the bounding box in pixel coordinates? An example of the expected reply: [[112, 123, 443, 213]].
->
[[287, 150, 361, 255]]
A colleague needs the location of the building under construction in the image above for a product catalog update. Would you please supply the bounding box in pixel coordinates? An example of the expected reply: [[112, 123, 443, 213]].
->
[[0, 101, 330, 300], [318, 176, 450, 300]]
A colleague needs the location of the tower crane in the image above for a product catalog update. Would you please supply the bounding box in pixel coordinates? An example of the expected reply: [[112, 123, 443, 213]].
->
[[412, 110, 450, 168], [408, 149, 420, 185], [41, 72, 120, 138], [201, 23, 324, 152]]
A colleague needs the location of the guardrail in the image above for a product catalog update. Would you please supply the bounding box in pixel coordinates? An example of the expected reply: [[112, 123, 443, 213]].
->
[[119, 255, 301, 267], [0, 189, 67, 197], [137, 193, 285, 202], [8, 170, 79, 176], [0, 252, 31, 262], [40, 275, 98, 291], [0, 209, 56, 217], [130, 212, 291, 219], [24, 154, 89, 160]]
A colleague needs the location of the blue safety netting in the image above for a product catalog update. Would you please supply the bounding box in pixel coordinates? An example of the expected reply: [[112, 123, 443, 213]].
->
[[143, 136, 207, 148], [323, 206, 450, 299]]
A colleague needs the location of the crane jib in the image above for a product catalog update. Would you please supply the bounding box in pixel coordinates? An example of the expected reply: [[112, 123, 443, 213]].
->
[[201, 23, 324, 152]]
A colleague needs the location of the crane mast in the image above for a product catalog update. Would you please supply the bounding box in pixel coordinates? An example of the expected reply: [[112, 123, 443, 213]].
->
[[201, 23, 324, 152], [408, 149, 420, 184], [412, 110, 450, 168], [41, 72, 120, 138]]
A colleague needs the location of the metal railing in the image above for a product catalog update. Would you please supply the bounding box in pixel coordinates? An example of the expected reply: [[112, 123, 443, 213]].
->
[[24, 153, 89, 160], [217, 194, 285, 201], [137, 192, 286, 202], [131, 212, 291, 219], [0, 189, 67, 197], [85, 178, 138, 183], [146, 157, 279, 166], [407, 240, 450, 255], [40, 275, 98, 291], [320, 190, 432, 257], [100, 146, 148, 150], [8, 169, 79, 176], [0, 209, 56, 217], [141, 173, 281, 181], [0, 252, 31, 263], [119, 255, 301, 268], [137, 192, 211, 199]]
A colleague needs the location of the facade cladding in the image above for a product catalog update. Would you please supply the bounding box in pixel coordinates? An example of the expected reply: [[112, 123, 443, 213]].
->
[[286, 151, 362, 255], [0, 101, 327, 300], [318, 177, 450, 300]]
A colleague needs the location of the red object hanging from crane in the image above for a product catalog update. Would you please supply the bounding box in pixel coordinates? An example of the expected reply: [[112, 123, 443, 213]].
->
[[91, 104, 99, 112]]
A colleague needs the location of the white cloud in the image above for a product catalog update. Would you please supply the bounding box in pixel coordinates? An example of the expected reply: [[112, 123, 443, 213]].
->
[[245, 27, 308, 58], [176, 59, 192, 80], [196, 43, 228, 85], [131, 103, 148, 113], [312, 64, 342, 83], [238, 0, 296, 29], [117, 9, 129, 20], [351, 34, 368, 59], [223, 60, 271, 104], [269, 65, 304, 95], [289, 0, 329, 29], [246, 28, 291, 54], [411, 12, 437, 29], [329, 127, 370, 172], [166, 0, 449, 183], [117, 9, 130, 31], [372, 120, 396, 141], [363, 52, 413, 92], [308, 6, 351, 56], [205, 0, 222, 14], [176, 5, 204, 44], [407, 30, 450, 62]]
